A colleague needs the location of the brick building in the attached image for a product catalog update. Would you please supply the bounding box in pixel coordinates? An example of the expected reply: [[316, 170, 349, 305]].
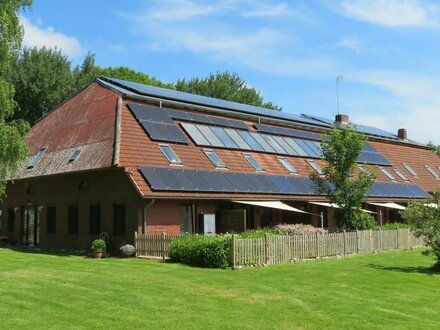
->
[[1, 77, 438, 250]]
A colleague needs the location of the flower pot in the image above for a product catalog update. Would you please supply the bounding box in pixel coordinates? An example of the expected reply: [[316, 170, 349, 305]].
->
[[94, 250, 103, 259]]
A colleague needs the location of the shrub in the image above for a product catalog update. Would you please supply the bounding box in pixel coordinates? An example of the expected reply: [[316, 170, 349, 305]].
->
[[120, 244, 136, 257], [238, 228, 283, 238], [380, 222, 409, 230], [275, 223, 328, 235], [169, 235, 231, 268], [91, 239, 106, 252]]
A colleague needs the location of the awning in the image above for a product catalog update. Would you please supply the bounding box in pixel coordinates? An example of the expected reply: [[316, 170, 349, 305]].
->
[[424, 203, 438, 208], [368, 202, 406, 210], [309, 202, 376, 214], [233, 200, 309, 214]]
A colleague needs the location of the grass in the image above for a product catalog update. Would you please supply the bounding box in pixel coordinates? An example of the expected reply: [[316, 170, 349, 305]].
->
[[0, 248, 439, 329]]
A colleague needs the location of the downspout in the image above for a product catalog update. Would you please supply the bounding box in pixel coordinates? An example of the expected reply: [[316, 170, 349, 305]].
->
[[143, 199, 155, 234], [113, 96, 122, 166]]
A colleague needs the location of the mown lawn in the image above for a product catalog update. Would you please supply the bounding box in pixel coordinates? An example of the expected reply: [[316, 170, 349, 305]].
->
[[0, 248, 439, 329]]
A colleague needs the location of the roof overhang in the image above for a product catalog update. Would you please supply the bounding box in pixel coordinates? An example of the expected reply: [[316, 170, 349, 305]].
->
[[233, 200, 309, 214], [368, 202, 406, 210]]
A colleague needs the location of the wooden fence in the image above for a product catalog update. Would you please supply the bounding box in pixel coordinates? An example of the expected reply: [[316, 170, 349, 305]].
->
[[231, 228, 425, 267], [134, 229, 425, 266]]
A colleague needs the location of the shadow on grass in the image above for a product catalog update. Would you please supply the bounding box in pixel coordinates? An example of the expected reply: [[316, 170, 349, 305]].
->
[[1, 245, 88, 258], [367, 263, 440, 275]]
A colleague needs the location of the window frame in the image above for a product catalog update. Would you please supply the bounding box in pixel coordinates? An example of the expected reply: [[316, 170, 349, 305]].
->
[[393, 168, 409, 181], [159, 144, 183, 165], [425, 165, 439, 178], [402, 163, 417, 177], [27, 147, 47, 169], [203, 149, 227, 169], [379, 167, 396, 181], [306, 159, 323, 175], [243, 154, 264, 171], [277, 157, 297, 174]]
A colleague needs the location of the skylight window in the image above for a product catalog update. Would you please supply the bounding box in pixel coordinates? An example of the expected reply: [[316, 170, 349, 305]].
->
[[379, 167, 396, 180], [277, 157, 297, 174], [244, 154, 264, 171], [27, 147, 47, 169], [68, 149, 81, 163], [425, 165, 439, 178], [358, 164, 369, 174], [402, 163, 417, 177], [159, 145, 182, 165], [306, 160, 323, 175], [393, 168, 408, 181], [203, 149, 226, 169]]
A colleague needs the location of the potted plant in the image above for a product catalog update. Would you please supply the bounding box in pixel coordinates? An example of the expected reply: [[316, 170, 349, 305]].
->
[[120, 244, 136, 257], [91, 239, 106, 259]]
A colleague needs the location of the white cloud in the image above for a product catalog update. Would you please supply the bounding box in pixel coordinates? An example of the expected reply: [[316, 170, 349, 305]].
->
[[20, 16, 83, 57], [332, 0, 440, 27], [352, 70, 440, 143], [339, 36, 361, 53], [146, 0, 218, 22]]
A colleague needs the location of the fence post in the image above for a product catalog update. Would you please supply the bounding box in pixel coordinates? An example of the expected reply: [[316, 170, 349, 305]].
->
[[406, 228, 410, 249], [231, 234, 236, 268], [315, 232, 320, 258], [264, 233, 269, 264], [134, 231, 138, 257], [343, 230, 346, 256], [356, 230, 360, 253], [161, 232, 166, 259], [396, 228, 400, 250], [379, 228, 383, 251]]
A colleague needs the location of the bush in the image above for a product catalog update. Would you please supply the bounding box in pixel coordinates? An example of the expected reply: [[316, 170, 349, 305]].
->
[[120, 244, 136, 257], [169, 235, 231, 268], [238, 228, 283, 238], [91, 239, 106, 252], [380, 222, 409, 230], [275, 223, 328, 235]]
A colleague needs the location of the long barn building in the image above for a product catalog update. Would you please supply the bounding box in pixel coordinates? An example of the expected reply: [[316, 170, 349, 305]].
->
[[1, 77, 439, 250]]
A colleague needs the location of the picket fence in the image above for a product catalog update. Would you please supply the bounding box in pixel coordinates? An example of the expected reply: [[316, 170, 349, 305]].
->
[[134, 229, 425, 266]]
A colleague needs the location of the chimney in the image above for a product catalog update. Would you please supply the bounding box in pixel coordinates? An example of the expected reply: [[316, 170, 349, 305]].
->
[[398, 128, 407, 140], [335, 114, 349, 124]]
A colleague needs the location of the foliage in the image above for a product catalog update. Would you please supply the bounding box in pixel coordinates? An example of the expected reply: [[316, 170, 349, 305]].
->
[[11, 47, 75, 124], [175, 71, 281, 110], [169, 235, 231, 268], [91, 239, 106, 252], [310, 124, 376, 230], [427, 141, 440, 157], [380, 222, 409, 230], [275, 223, 328, 235], [119, 244, 135, 257], [0, 0, 32, 198], [401, 196, 440, 266], [237, 228, 283, 238]]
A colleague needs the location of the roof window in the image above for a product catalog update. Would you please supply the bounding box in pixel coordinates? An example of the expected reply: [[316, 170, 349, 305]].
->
[[244, 154, 264, 171], [393, 168, 408, 181], [306, 160, 323, 175], [203, 149, 226, 169], [68, 149, 81, 163], [27, 147, 47, 169], [277, 157, 297, 174], [159, 145, 182, 165], [402, 163, 417, 177], [425, 165, 439, 178], [358, 164, 370, 174], [379, 167, 396, 180]]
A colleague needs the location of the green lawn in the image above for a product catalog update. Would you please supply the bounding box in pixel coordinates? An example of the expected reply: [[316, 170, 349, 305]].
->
[[0, 248, 439, 329]]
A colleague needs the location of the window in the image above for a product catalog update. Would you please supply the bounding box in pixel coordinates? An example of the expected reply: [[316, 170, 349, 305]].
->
[[358, 164, 369, 174], [393, 168, 409, 181], [113, 204, 126, 236], [180, 205, 194, 235], [244, 154, 264, 171], [7, 209, 15, 233], [403, 163, 417, 177], [46, 207, 56, 234], [425, 165, 439, 178], [68, 206, 79, 235], [89, 205, 101, 235], [203, 150, 226, 168], [68, 149, 81, 163], [379, 167, 396, 180], [159, 145, 182, 165], [306, 160, 323, 175], [27, 147, 46, 169], [277, 157, 297, 174]]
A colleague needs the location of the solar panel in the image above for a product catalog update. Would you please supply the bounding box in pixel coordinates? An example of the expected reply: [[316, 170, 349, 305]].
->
[[167, 109, 248, 130], [139, 167, 429, 198], [211, 127, 239, 148], [180, 123, 210, 145], [357, 143, 392, 166], [254, 124, 321, 141], [127, 103, 174, 124]]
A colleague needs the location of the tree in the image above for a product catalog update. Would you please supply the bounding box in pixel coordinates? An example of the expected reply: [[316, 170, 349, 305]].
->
[[0, 0, 32, 197], [401, 193, 440, 268], [310, 124, 376, 229], [427, 141, 440, 157], [175, 71, 281, 110], [11, 47, 75, 124]]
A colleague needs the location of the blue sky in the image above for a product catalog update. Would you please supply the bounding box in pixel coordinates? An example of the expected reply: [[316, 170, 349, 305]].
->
[[20, 0, 440, 144]]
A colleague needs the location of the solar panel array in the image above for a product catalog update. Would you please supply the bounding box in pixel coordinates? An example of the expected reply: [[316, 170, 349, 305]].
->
[[127, 103, 188, 144], [254, 124, 321, 141], [181, 123, 391, 166], [167, 109, 248, 130], [139, 166, 429, 198]]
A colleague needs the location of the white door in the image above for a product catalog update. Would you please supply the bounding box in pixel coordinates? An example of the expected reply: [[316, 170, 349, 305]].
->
[[203, 213, 216, 235]]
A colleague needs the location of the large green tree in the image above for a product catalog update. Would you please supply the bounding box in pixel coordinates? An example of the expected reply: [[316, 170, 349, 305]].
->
[[310, 124, 376, 229], [175, 71, 281, 110], [0, 0, 32, 197], [427, 141, 440, 157], [11, 47, 75, 124]]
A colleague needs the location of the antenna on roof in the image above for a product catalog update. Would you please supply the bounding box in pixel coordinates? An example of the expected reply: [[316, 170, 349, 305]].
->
[[336, 75, 343, 115]]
